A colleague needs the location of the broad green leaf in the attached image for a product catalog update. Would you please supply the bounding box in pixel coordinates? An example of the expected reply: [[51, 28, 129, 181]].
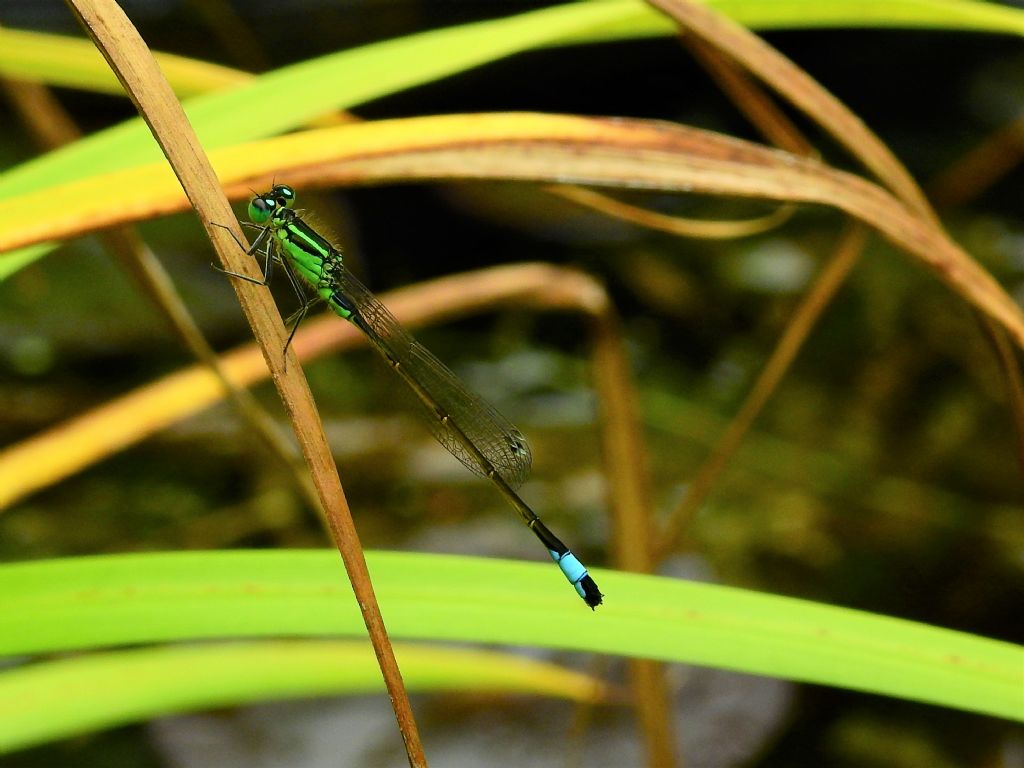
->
[[1, 550, 1020, 721], [0, 639, 606, 753]]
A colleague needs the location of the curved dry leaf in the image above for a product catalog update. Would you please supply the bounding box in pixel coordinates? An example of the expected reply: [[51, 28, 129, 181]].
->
[[1, 113, 1019, 349], [0, 263, 603, 509]]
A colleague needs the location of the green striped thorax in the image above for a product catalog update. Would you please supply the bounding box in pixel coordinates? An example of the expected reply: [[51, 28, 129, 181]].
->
[[247, 185, 349, 316]]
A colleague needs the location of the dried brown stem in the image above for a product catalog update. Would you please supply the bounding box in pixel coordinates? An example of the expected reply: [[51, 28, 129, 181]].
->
[[62, 1, 426, 764]]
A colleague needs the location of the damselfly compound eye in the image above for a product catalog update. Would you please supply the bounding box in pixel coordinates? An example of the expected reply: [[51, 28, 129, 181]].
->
[[248, 195, 276, 225]]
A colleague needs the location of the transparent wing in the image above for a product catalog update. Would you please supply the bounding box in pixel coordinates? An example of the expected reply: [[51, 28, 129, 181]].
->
[[328, 263, 532, 489]]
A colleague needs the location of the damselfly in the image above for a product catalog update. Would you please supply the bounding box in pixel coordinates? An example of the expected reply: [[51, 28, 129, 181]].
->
[[220, 185, 603, 608]]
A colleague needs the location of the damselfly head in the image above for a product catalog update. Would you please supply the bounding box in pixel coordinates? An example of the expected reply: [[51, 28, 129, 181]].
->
[[247, 185, 295, 226]]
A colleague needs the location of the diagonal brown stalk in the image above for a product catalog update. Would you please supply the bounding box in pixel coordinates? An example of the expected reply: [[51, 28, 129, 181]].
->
[[927, 112, 1024, 210], [660, 223, 868, 557], [62, 0, 426, 764]]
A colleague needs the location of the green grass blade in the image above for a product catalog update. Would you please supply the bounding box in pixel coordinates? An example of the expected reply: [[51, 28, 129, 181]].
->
[[2, 1, 1019, 105], [0, 0, 640, 200], [722, 0, 1024, 33], [577, 0, 1024, 43], [1, 550, 1020, 721], [0, 639, 605, 753]]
